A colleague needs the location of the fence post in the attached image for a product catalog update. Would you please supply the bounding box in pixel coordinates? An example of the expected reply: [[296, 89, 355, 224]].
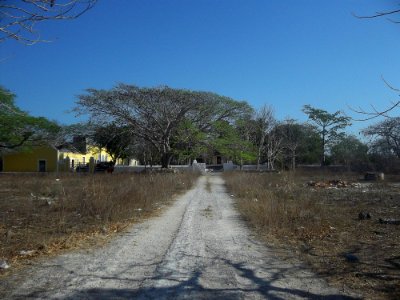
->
[[64, 156, 70, 172], [89, 157, 95, 174]]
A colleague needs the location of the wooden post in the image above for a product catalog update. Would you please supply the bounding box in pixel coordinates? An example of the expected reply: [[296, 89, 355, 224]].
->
[[64, 156, 70, 172], [89, 157, 95, 174]]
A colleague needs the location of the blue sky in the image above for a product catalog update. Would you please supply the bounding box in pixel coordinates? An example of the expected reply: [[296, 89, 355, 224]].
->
[[1, 0, 399, 135]]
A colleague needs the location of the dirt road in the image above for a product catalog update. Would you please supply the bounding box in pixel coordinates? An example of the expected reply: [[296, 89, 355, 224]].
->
[[1, 175, 358, 299]]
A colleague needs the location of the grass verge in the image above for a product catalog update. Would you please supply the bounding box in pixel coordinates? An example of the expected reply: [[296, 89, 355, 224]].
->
[[0, 171, 198, 275], [224, 171, 400, 300]]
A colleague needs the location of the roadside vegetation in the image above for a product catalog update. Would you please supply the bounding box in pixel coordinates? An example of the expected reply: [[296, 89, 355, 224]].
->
[[224, 171, 400, 300], [0, 171, 197, 274]]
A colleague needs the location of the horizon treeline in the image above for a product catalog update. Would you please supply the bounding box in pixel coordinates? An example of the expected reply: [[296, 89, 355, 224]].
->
[[1, 85, 399, 172]]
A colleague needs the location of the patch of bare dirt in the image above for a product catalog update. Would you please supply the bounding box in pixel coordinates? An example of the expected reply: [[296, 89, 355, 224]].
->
[[224, 171, 400, 300], [0, 172, 197, 277]]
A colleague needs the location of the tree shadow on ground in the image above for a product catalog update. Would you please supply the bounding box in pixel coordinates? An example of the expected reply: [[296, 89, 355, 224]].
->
[[56, 255, 361, 300]]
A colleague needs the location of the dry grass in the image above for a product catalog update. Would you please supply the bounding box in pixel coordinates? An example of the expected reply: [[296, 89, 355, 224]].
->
[[205, 176, 212, 193], [0, 171, 197, 274], [224, 171, 400, 300]]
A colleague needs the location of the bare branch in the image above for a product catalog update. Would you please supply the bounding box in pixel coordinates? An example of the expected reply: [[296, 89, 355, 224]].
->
[[382, 76, 400, 93], [349, 77, 400, 121], [350, 101, 400, 121], [0, 0, 97, 45], [352, 8, 400, 20]]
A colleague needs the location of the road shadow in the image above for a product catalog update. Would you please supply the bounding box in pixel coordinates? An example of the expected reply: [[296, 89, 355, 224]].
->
[[55, 255, 361, 300]]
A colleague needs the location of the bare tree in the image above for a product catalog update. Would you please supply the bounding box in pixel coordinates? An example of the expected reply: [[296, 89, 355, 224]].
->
[[0, 0, 97, 45], [252, 105, 276, 170], [278, 119, 303, 170], [265, 126, 283, 170], [363, 117, 400, 158]]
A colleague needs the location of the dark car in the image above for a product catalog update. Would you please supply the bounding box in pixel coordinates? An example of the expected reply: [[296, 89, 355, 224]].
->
[[95, 161, 115, 173], [75, 162, 114, 173], [76, 163, 89, 172]]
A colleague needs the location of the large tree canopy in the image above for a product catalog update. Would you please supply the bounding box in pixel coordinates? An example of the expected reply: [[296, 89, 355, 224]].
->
[[331, 135, 368, 168], [210, 120, 256, 168], [75, 84, 252, 168], [303, 105, 351, 166], [92, 123, 135, 163], [0, 86, 60, 152], [277, 120, 320, 170]]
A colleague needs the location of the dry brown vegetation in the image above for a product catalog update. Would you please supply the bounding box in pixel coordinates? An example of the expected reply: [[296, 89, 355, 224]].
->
[[224, 171, 400, 300], [0, 171, 197, 275]]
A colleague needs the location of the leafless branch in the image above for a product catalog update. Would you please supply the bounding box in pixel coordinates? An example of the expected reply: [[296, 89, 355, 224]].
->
[[352, 8, 400, 20], [349, 77, 400, 121], [0, 0, 97, 45], [382, 76, 400, 93], [350, 101, 400, 121]]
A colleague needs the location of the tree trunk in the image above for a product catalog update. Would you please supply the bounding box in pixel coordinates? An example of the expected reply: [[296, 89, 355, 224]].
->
[[291, 149, 296, 170], [160, 142, 172, 169], [160, 151, 174, 169], [161, 152, 170, 169], [256, 135, 265, 171], [256, 147, 262, 170], [321, 130, 326, 166]]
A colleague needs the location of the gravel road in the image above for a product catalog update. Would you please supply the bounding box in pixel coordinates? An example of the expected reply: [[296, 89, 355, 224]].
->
[[1, 175, 359, 299]]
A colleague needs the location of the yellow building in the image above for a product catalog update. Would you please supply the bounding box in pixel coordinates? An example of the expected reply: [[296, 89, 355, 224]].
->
[[2, 145, 59, 172], [58, 145, 112, 170], [1, 144, 113, 173], [1, 133, 139, 172]]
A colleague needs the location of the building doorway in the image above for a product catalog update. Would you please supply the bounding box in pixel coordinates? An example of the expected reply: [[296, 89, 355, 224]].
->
[[38, 160, 46, 172]]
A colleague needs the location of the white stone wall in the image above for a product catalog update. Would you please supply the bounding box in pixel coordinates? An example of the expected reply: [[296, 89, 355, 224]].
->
[[192, 162, 206, 174]]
